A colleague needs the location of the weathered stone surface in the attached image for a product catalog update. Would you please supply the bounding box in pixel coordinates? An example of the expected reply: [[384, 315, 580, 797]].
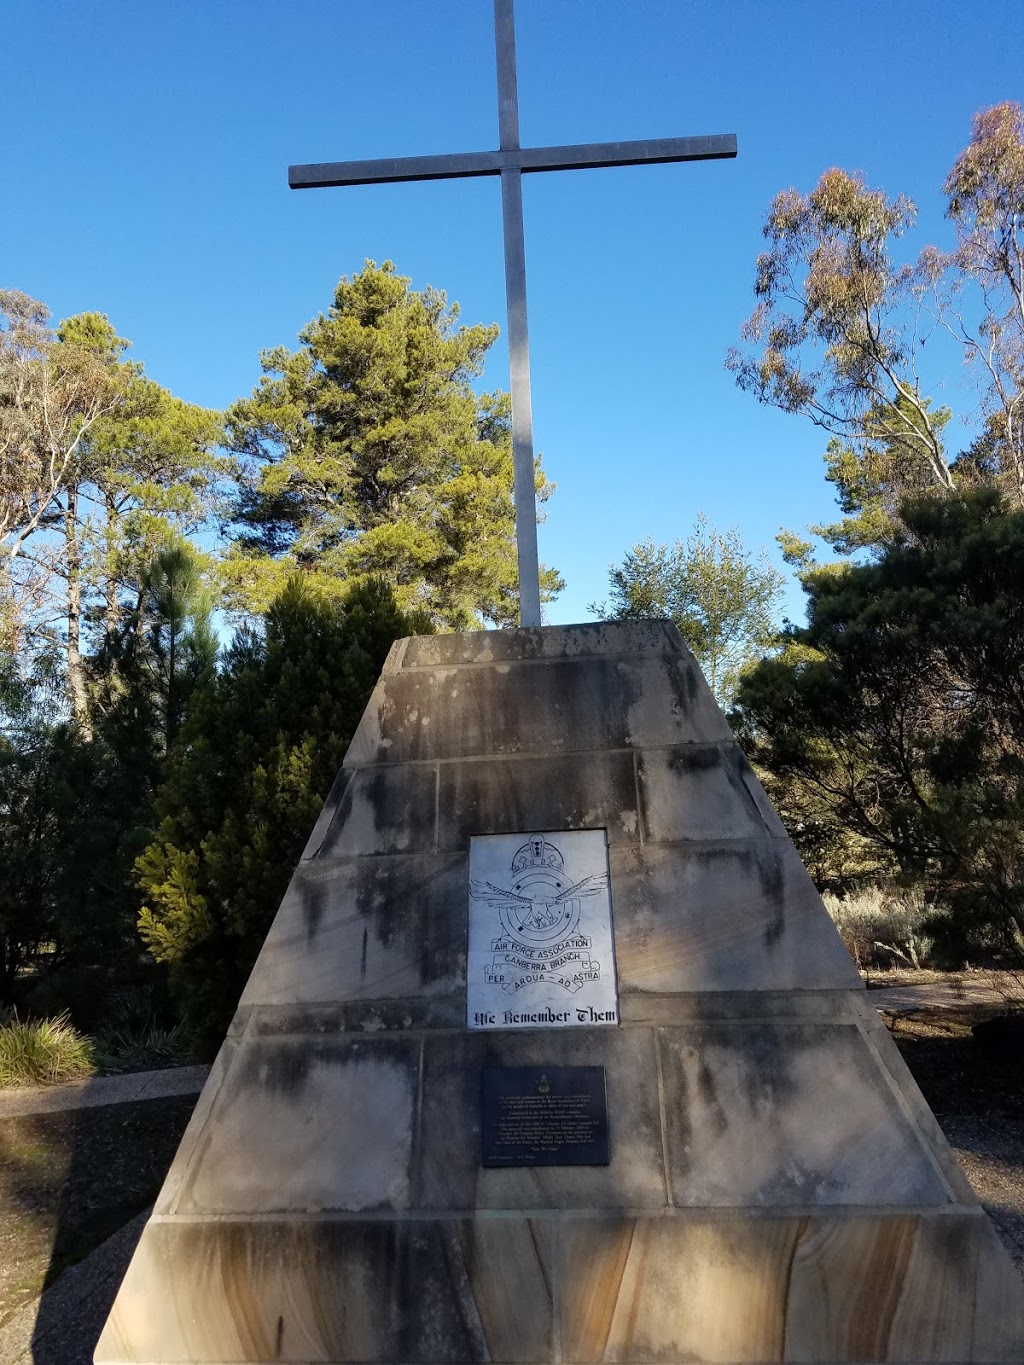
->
[[610, 841, 860, 993], [239, 854, 467, 1007], [658, 1021, 952, 1206], [97, 1217, 554, 1362], [98, 621, 1024, 1364], [637, 743, 777, 843], [400, 619, 675, 667], [436, 750, 642, 850], [100, 1211, 1024, 1362], [241, 996, 466, 1036], [559, 1211, 1024, 1364], [317, 763, 438, 857], [175, 1037, 419, 1214], [344, 654, 729, 766], [415, 1027, 665, 1209]]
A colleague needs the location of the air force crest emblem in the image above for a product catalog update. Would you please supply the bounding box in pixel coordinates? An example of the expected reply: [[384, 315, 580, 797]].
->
[[467, 830, 619, 1029]]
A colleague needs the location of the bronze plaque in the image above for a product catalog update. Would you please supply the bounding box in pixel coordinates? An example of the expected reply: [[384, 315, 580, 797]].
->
[[481, 1065, 609, 1167]]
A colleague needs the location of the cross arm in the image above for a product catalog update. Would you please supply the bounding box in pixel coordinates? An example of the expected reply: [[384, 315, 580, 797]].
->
[[288, 133, 736, 189]]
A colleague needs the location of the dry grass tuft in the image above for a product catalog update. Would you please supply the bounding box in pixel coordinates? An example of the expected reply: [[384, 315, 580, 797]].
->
[[0, 1013, 95, 1088]]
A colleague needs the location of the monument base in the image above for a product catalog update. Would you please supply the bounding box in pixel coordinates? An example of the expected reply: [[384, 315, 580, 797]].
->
[[97, 623, 1024, 1363]]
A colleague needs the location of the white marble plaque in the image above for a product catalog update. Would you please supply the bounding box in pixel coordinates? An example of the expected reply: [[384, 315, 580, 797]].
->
[[467, 829, 619, 1030]]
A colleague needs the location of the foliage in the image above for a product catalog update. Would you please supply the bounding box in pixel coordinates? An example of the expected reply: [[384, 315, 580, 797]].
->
[[92, 992, 185, 1073], [735, 488, 1024, 963], [822, 885, 933, 970], [594, 516, 784, 703], [226, 260, 562, 628], [728, 102, 1024, 554], [93, 540, 219, 753], [937, 102, 1024, 506], [1, 295, 224, 731], [0, 539, 219, 1024], [136, 575, 428, 1053], [0, 715, 151, 1017], [0, 1013, 95, 1088], [1, 293, 129, 660]]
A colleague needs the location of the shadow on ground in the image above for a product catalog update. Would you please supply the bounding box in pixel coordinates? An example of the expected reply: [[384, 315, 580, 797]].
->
[[0, 1090, 196, 1363], [886, 1006, 1024, 1120]]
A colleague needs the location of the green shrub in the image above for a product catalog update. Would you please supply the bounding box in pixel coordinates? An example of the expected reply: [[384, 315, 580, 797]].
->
[[93, 1023, 184, 1073], [822, 886, 934, 970], [137, 575, 429, 1055], [0, 1013, 96, 1087], [92, 988, 185, 1072]]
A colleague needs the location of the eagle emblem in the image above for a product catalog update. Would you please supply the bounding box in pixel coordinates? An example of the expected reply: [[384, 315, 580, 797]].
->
[[469, 836, 609, 994]]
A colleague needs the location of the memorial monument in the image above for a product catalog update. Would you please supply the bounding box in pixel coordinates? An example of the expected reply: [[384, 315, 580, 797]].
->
[[97, 4, 1024, 1362]]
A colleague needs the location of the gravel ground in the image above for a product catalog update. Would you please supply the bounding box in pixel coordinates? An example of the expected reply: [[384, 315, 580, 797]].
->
[[0, 1211, 147, 1365], [0, 1095, 197, 1332], [943, 1115, 1024, 1274]]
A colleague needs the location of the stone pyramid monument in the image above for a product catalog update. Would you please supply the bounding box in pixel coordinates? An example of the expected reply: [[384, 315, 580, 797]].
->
[[97, 621, 1023, 1363]]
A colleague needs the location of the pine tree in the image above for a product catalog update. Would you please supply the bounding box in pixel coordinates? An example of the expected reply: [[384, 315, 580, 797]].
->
[[225, 260, 561, 627]]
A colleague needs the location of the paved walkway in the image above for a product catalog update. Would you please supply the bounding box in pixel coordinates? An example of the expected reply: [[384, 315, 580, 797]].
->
[[866, 979, 1014, 1013], [0, 1065, 209, 1119]]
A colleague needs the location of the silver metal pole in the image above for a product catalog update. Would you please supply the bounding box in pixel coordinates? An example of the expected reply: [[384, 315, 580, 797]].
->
[[494, 0, 542, 628]]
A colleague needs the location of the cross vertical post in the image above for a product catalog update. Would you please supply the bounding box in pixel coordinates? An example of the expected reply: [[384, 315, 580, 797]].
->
[[288, 4, 736, 628], [494, 0, 541, 627]]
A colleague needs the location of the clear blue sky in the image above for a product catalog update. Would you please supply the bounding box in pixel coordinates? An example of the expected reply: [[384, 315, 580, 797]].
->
[[4, 0, 1021, 624]]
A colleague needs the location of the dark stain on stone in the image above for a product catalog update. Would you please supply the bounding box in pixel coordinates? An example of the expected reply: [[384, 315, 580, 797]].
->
[[168, 1207, 492, 1360], [739, 1027, 779, 1114], [685, 842, 754, 877], [392, 683, 427, 752], [668, 1044, 694, 1171], [236, 1039, 314, 1099], [364, 768, 390, 838], [518, 628, 542, 659], [249, 998, 464, 1035], [372, 690, 395, 764], [660, 657, 702, 712], [300, 871, 331, 942], [381, 653, 685, 761], [440, 751, 638, 850], [314, 768, 356, 858], [737, 1023, 801, 1124], [352, 855, 466, 988], [392, 1223, 476, 1361], [666, 744, 720, 776], [757, 844, 786, 948], [697, 1055, 729, 1138], [321, 766, 437, 857], [438, 1224, 494, 1360], [721, 745, 772, 829], [419, 858, 468, 987], [361, 865, 397, 950]]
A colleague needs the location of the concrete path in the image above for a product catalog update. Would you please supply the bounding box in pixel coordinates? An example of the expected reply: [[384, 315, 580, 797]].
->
[[0, 1065, 209, 1119], [866, 979, 1014, 1013]]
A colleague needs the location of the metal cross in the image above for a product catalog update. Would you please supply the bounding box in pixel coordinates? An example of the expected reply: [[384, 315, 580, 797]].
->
[[289, 0, 736, 627]]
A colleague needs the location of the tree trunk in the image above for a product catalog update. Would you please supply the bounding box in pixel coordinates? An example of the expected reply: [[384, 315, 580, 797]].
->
[[65, 488, 92, 738], [104, 492, 121, 639]]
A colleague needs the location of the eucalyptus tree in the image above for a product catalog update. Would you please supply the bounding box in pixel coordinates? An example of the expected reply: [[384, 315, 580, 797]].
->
[[728, 101, 1024, 553], [0, 295, 224, 730], [595, 516, 784, 705]]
